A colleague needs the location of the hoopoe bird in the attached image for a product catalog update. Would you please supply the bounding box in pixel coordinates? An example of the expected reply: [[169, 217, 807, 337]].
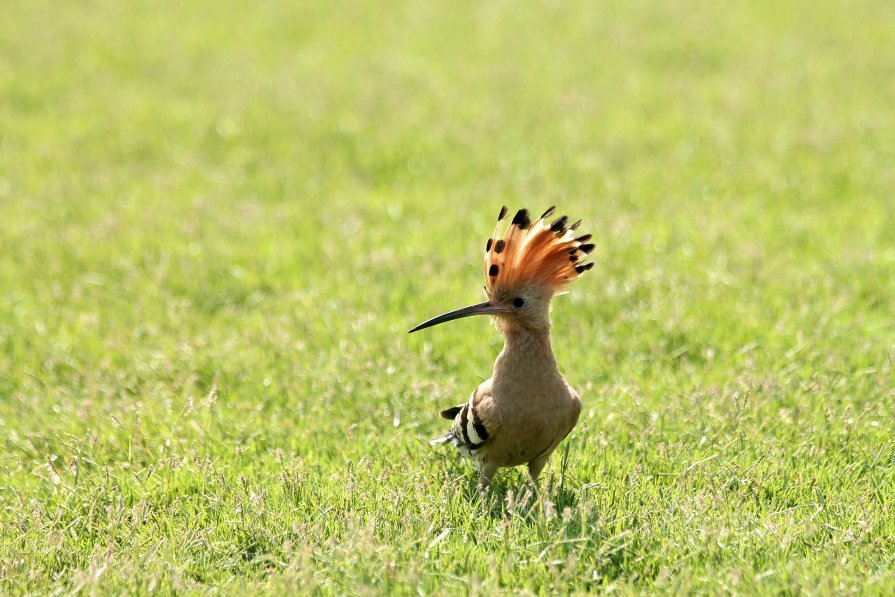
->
[[410, 206, 595, 489]]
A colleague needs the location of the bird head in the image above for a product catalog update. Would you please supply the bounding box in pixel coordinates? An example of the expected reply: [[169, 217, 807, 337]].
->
[[409, 206, 595, 334]]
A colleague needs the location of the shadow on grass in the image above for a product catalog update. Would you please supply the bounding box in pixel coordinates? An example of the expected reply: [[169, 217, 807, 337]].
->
[[449, 469, 581, 523], [426, 436, 584, 520]]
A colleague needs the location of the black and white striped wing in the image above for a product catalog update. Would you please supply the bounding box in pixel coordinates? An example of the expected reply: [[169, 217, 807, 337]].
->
[[451, 392, 491, 451], [429, 390, 493, 458]]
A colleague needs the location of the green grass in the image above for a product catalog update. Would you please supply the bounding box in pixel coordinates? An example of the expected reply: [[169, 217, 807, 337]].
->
[[2, 0, 894, 593]]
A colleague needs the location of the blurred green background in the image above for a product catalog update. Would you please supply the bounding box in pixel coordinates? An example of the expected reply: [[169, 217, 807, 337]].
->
[[1, 0, 893, 593]]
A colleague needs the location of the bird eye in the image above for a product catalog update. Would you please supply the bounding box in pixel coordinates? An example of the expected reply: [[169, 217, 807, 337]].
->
[[512, 297, 525, 308]]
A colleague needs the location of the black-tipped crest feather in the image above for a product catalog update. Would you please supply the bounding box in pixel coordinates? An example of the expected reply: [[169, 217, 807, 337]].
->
[[550, 215, 568, 232], [511, 209, 531, 230], [483, 205, 595, 294]]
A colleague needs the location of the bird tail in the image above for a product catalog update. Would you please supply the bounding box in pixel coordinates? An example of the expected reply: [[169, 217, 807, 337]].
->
[[429, 432, 455, 446]]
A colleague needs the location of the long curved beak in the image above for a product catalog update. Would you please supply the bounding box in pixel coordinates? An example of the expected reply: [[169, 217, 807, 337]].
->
[[408, 300, 509, 333]]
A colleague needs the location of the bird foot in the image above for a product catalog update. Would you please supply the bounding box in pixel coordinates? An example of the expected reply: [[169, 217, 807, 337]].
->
[[477, 477, 492, 493]]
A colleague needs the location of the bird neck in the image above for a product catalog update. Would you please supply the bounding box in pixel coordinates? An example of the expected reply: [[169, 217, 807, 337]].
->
[[493, 324, 560, 382]]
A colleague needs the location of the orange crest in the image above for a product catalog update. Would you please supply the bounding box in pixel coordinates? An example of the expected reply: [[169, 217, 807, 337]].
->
[[483, 206, 595, 296]]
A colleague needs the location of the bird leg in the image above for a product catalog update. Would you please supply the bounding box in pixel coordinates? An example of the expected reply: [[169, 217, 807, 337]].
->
[[477, 462, 498, 492], [527, 452, 551, 485]]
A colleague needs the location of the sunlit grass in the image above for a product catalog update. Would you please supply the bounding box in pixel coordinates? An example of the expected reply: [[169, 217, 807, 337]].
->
[[1, 0, 894, 593]]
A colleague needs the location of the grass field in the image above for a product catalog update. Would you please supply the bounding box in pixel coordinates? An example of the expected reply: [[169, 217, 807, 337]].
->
[[2, 0, 894, 593]]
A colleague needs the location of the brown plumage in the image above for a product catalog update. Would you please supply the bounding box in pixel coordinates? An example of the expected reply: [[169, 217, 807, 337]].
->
[[411, 206, 594, 489]]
